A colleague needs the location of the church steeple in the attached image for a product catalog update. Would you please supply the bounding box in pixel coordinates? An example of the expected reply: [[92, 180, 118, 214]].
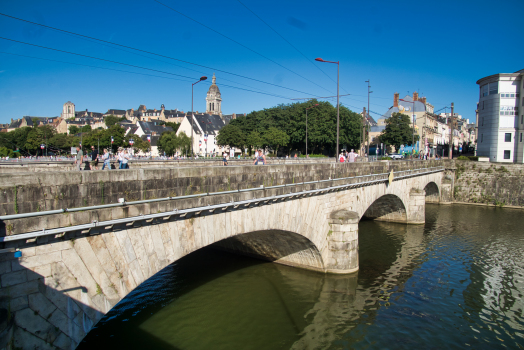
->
[[206, 73, 222, 116]]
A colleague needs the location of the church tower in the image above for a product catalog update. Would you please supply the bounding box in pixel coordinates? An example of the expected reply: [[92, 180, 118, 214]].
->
[[61, 101, 75, 120], [205, 73, 222, 116]]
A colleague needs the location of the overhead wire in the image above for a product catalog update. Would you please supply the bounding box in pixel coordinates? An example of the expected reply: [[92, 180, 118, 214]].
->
[[0, 12, 319, 97], [151, 0, 333, 93], [0, 38, 294, 100], [235, 0, 340, 94]]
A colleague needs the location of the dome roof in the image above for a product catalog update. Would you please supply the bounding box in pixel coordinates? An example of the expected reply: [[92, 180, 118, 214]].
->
[[207, 73, 221, 96]]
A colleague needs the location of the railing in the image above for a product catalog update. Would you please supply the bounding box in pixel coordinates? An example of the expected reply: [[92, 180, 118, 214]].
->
[[0, 167, 444, 243]]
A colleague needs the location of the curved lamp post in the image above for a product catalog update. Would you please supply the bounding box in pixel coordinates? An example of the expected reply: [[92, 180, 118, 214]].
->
[[315, 57, 339, 162], [191, 76, 207, 158], [305, 104, 319, 157]]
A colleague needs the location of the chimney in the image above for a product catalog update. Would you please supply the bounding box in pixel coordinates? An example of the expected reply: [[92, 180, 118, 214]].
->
[[393, 92, 399, 107], [413, 92, 418, 101], [420, 97, 426, 105], [154, 108, 157, 112]]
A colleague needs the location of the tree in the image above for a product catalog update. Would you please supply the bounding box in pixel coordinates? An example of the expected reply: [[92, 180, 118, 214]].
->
[[263, 127, 289, 153], [379, 112, 419, 150], [125, 134, 150, 154], [216, 124, 245, 149], [68, 125, 80, 135], [246, 131, 264, 152], [104, 115, 120, 127], [81, 125, 92, 133], [158, 131, 191, 156]]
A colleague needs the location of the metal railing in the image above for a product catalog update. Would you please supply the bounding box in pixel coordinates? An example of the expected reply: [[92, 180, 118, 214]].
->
[[0, 167, 444, 243]]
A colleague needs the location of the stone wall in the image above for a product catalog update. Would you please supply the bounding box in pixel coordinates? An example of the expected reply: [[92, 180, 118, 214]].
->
[[453, 161, 524, 207], [0, 160, 444, 217], [0, 171, 442, 349]]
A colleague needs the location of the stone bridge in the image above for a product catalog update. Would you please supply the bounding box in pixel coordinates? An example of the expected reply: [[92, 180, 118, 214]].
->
[[0, 160, 451, 349]]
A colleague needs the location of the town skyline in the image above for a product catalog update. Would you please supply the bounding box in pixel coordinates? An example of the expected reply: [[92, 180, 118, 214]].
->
[[1, 0, 523, 125]]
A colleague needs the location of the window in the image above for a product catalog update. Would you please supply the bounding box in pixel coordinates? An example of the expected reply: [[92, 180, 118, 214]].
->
[[482, 101, 485, 110], [504, 150, 511, 159], [489, 82, 498, 95], [505, 133, 511, 142], [521, 133, 523, 143], [481, 84, 488, 97]]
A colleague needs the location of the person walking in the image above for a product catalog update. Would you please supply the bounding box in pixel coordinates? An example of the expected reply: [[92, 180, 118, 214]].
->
[[223, 152, 228, 166], [90, 146, 99, 170], [101, 149, 110, 170], [347, 149, 358, 163], [74, 146, 83, 171], [122, 149, 130, 169], [339, 152, 346, 163], [258, 149, 266, 165], [117, 148, 124, 169]]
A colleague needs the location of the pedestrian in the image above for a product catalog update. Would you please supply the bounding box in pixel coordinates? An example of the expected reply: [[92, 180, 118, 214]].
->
[[339, 152, 346, 163], [74, 146, 83, 171], [122, 149, 130, 169], [101, 149, 110, 170], [347, 149, 358, 163], [117, 148, 124, 169], [294, 153, 297, 160], [258, 149, 266, 165], [253, 149, 259, 165], [223, 152, 228, 166], [90, 146, 99, 170]]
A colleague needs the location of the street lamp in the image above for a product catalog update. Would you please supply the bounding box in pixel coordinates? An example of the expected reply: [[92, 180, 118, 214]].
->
[[315, 57, 340, 162], [191, 76, 207, 158], [305, 104, 319, 157], [400, 98, 417, 159]]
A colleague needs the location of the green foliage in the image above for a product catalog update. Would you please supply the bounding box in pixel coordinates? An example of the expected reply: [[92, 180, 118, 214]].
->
[[467, 156, 478, 161], [68, 125, 80, 135], [219, 100, 362, 155], [216, 124, 245, 149], [379, 112, 419, 150], [158, 131, 191, 156], [164, 122, 181, 132], [457, 155, 470, 160], [104, 115, 121, 127], [263, 127, 289, 152], [81, 125, 92, 133]]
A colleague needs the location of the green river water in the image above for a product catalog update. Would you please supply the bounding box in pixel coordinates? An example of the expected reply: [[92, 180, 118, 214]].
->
[[79, 204, 524, 349]]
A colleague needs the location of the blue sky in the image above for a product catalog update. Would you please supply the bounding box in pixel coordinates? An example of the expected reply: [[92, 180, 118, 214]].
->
[[1, 0, 523, 125]]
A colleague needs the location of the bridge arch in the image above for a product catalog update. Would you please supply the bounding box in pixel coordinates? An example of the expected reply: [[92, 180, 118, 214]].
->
[[424, 181, 440, 203], [362, 194, 408, 223], [211, 229, 325, 272]]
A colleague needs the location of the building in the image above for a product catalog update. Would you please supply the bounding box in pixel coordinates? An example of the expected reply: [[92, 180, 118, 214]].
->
[[176, 113, 231, 156], [476, 69, 523, 163], [206, 73, 222, 116], [378, 92, 438, 156]]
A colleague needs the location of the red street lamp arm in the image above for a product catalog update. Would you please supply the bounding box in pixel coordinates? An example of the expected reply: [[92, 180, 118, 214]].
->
[[306, 103, 319, 111], [315, 58, 339, 65]]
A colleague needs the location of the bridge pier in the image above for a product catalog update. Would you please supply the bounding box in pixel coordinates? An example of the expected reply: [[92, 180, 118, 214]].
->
[[407, 189, 426, 224], [326, 210, 359, 274]]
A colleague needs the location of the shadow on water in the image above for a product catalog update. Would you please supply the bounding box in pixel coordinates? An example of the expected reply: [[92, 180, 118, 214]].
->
[[79, 218, 428, 350]]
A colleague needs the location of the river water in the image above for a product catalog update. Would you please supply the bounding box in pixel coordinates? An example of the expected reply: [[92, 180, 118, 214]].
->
[[79, 205, 524, 349]]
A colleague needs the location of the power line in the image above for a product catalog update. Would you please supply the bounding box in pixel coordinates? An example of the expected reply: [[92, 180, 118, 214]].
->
[[236, 0, 339, 93], [151, 0, 332, 93], [0, 38, 294, 100], [0, 12, 318, 97], [0, 51, 195, 83]]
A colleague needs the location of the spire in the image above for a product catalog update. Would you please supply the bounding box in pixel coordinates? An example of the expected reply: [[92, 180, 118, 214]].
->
[[212, 73, 216, 85]]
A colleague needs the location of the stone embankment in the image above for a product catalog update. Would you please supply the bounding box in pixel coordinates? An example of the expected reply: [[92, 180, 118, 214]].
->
[[452, 161, 524, 208]]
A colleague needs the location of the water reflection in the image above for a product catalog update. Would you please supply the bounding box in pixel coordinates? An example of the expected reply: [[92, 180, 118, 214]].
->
[[80, 205, 524, 349]]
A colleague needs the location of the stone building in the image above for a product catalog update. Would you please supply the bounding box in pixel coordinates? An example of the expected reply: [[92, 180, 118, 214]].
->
[[61, 101, 75, 120], [206, 73, 222, 116]]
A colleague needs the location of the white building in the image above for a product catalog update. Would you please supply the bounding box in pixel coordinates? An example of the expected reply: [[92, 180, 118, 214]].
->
[[476, 69, 524, 163]]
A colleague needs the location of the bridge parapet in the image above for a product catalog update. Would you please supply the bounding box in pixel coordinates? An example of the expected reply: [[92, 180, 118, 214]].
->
[[0, 160, 446, 218]]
